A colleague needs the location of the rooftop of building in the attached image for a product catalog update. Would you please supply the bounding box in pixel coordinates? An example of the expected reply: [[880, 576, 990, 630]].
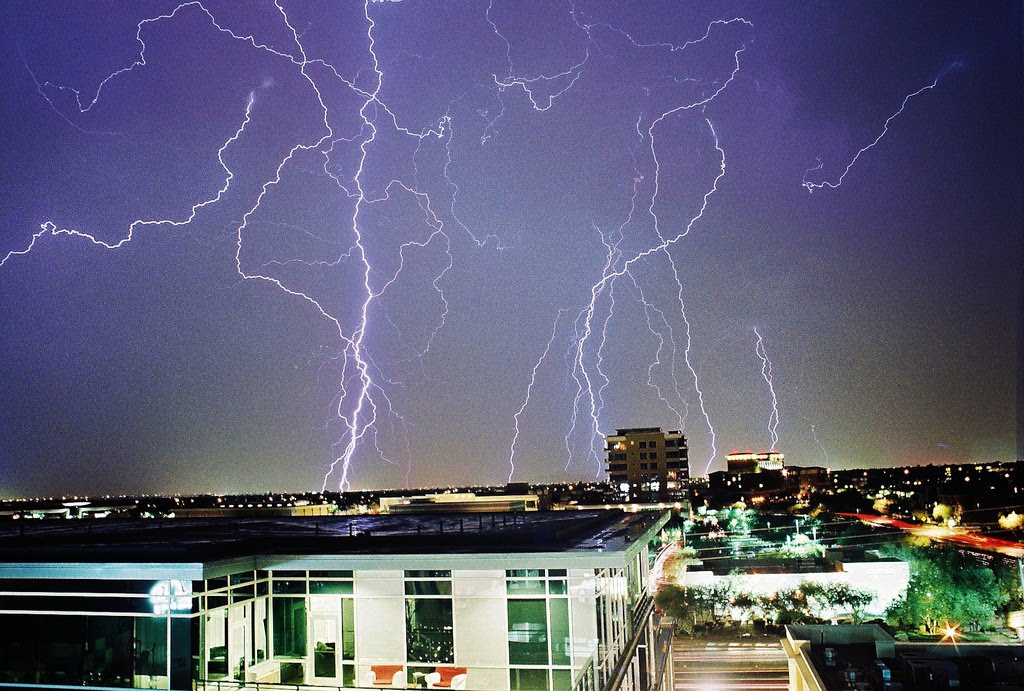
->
[[786, 624, 1024, 691], [0, 509, 667, 566], [610, 427, 682, 436]]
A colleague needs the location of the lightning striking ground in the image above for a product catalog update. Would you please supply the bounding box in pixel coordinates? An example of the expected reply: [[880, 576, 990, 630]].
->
[[7, 1, 749, 487], [507, 13, 747, 477], [753, 327, 781, 451], [811, 424, 831, 467], [7, 2, 941, 489], [6, 0, 461, 491]]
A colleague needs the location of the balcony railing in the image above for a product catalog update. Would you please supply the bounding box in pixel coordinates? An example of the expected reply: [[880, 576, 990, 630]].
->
[[570, 593, 672, 691]]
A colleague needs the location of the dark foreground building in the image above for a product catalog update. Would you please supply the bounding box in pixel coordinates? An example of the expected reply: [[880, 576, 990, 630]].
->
[[784, 624, 1024, 691], [0, 511, 671, 691]]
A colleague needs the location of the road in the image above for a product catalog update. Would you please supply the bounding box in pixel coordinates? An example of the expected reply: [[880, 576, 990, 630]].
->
[[673, 639, 789, 690], [840, 513, 1024, 559]]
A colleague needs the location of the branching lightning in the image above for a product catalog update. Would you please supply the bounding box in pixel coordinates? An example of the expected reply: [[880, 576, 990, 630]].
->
[[10, 1, 763, 487], [5, 0, 460, 491], [505, 12, 747, 478], [753, 327, 781, 451], [1, 92, 256, 267], [802, 65, 960, 192]]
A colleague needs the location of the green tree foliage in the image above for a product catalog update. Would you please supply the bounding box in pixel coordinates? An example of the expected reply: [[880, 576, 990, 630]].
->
[[885, 545, 1009, 633], [992, 560, 1024, 613], [655, 583, 732, 635], [801, 582, 874, 623]]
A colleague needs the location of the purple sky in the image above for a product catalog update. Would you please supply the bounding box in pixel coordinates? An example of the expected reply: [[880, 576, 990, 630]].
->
[[0, 1, 1019, 495]]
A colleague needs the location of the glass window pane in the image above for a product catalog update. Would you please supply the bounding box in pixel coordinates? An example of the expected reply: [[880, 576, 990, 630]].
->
[[405, 581, 452, 596], [508, 599, 548, 665], [311, 580, 353, 595], [550, 598, 570, 665], [272, 597, 307, 658], [548, 580, 567, 595], [552, 669, 572, 691], [510, 668, 549, 691], [506, 569, 543, 578], [314, 641, 336, 678], [87, 616, 134, 685], [309, 570, 353, 579], [341, 598, 355, 660], [507, 580, 546, 595], [135, 617, 168, 676], [230, 584, 255, 603], [404, 570, 450, 579], [207, 578, 228, 592], [405, 599, 453, 663], [272, 580, 306, 595], [254, 599, 269, 664]]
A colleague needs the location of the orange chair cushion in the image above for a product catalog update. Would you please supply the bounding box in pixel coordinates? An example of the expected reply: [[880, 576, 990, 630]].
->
[[434, 667, 467, 688], [371, 665, 404, 685]]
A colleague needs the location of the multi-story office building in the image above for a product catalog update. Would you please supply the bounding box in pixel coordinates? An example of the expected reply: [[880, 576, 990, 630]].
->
[[0, 511, 671, 691], [725, 451, 785, 474], [604, 427, 689, 503]]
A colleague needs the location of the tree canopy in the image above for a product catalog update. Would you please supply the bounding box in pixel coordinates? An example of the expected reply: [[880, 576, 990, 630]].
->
[[884, 544, 1010, 633]]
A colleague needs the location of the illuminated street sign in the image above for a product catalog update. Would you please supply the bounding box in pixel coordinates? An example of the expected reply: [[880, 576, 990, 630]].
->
[[149, 579, 191, 615]]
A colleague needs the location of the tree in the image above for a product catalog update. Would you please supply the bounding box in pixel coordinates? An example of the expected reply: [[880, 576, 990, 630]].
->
[[655, 583, 732, 634], [885, 545, 1008, 633], [808, 582, 874, 623], [992, 559, 1024, 613]]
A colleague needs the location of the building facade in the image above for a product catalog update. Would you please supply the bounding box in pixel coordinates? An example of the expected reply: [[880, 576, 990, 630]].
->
[[725, 451, 785, 474], [0, 511, 671, 691], [604, 428, 689, 503]]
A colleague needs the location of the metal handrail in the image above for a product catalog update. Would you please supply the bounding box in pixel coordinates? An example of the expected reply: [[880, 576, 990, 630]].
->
[[601, 595, 654, 691]]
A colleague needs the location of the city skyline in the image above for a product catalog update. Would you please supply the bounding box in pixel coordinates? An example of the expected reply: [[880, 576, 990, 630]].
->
[[0, 1, 1020, 495]]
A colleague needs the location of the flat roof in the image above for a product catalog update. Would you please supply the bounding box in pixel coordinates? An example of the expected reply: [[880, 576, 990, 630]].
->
[[0, 510, 668, 578], [611, 427, 676, 435]]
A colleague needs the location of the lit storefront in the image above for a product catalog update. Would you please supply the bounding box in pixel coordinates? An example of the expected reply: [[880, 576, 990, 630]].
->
[[0, 511, 670, 691]]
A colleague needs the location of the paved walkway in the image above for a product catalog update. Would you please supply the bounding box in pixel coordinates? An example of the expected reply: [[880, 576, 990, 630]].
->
[[673, 639, 789, 690]]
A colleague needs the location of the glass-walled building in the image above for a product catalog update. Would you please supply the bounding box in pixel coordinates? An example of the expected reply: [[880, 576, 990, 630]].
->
[[0, 511, 670, 691]]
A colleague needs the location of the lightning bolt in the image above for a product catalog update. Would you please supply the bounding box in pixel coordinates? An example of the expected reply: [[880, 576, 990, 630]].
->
[[802, 64, 961, 192], [507, 309, 568, 482], [5, 0, 460, 492], [753, 327, 781, 451], [811, 424, 831, 467], [1, 87, 256, 267], [505, 11, 746, 478], [10, 2, 760, 489]]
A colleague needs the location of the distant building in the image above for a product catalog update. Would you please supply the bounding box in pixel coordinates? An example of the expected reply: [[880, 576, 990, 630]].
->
[[380, 493, 539, 513], [708, 468, 787, 503], [174, 503, 335, 518], [605, 427, 689, 503], [726, 451, 785, 474], [786, 466, 829, 493]]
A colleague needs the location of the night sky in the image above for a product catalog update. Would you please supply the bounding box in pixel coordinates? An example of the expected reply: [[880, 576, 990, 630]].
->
[[0, 1, 1019, 496]]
